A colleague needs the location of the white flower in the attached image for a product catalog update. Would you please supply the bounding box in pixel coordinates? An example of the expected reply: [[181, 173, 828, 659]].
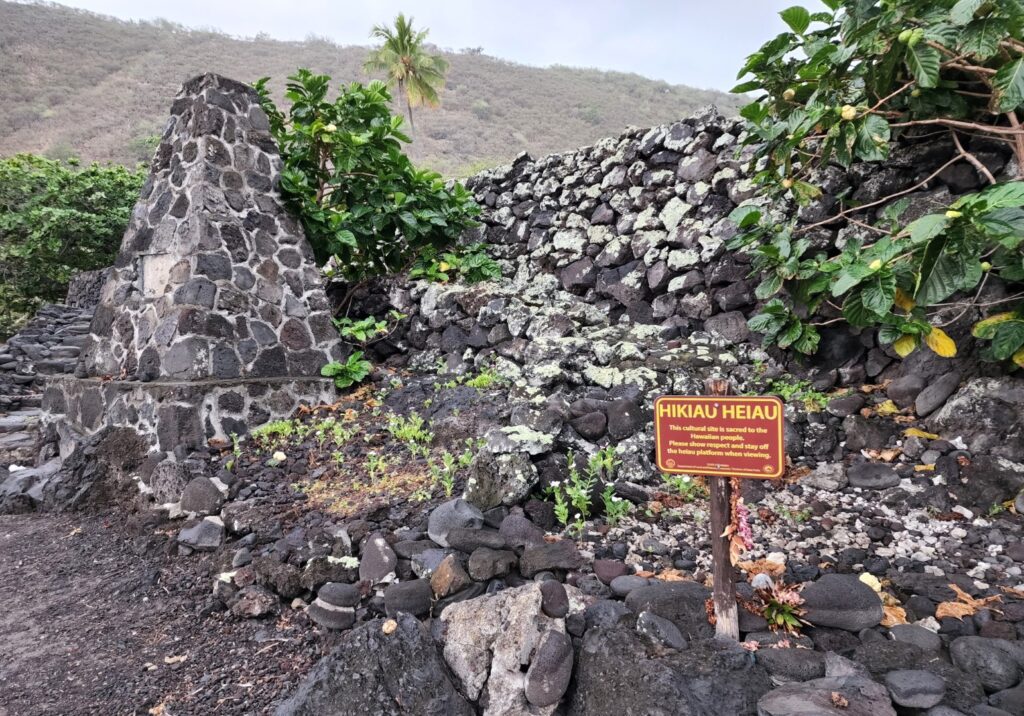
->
[[272, 451, 287, 462], [549, 481, 561, 488], [323, 123, 337, 133]]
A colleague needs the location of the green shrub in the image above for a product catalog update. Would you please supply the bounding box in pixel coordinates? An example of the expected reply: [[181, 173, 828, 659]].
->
[[732, 0, 1024, 366], [0, 154, 144, 338], [254, 70, 479, 284]]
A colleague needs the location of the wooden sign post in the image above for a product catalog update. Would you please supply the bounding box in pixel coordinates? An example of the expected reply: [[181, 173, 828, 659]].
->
[[654, 379, 785, 640]]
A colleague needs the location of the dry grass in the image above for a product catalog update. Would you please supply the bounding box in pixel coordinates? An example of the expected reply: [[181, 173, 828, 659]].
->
[[0, 1, 744, 177]]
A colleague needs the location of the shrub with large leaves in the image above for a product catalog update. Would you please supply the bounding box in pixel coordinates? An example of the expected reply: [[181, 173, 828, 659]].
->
[[731, 0, 1024, 367], [0, 154, 144, 338], [254, 70, 479, 285]]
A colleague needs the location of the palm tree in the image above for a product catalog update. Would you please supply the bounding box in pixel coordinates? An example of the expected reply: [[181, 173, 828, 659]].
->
[[363, 13, 449, 133]]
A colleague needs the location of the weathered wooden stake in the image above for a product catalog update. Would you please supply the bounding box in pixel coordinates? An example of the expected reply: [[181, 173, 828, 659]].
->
[[705, 378, 739, 640]]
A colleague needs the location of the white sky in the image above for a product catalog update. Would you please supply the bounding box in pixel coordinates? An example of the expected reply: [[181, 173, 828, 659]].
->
[[51, 0, 797, 90]]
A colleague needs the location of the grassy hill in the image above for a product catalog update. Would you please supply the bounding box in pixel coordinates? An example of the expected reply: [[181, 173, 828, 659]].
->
[[0, 1, 745, 177]]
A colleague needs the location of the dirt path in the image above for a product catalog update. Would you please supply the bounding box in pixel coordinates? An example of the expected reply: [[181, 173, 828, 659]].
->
[[0, 511, 320, 716]]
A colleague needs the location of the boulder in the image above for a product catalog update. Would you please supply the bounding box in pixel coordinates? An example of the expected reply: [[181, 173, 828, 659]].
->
[[950, 636, 1024, 692], [359, 532, 397, 584], [803, 463, 848, 492], [801, 574, 883, 631], [757, 674, 896, 716], [847, 462, 900, 490], [569, 626, 771, 715], [884, 669, 945, 709], [524, 630, 574, 708], [441, 583, 576, 715], [428, 499, 484, 548], [519, 540, 582, 577], [624, 581, 713, 640], [179, 476, 224, 515], [276, 614, 474, 715], [231, 584, 279, 618], [384, 579, 432, 618], [464, 447, 540, 511], [929, 377, 1024, 462], [177, 516, 224, 551], [307, 582, 359, 630]]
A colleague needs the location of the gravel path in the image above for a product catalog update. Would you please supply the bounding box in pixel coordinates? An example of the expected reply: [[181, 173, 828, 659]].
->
[[0, 511, 320, 716]]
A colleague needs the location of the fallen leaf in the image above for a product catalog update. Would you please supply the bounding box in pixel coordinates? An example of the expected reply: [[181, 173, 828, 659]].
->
[[904, 427, 940, 440], [859, 380, 891, 394], [858, 573, 881, 592], [738, 559, 786, 579], [874, 399, 901, 417], [1000, 586, 1024, 599], [935, 601, 976, 621], [163, 654, 187, 665], [831, 691, 849, 708], [634, 570, 656, 578], [881, 604, 908, 627], [866, 448, 901, 462], [893, 415, 917, 425], [914, 464, 936, 472], [655, 569, 691, 582], [935, 584, 1002, 620]]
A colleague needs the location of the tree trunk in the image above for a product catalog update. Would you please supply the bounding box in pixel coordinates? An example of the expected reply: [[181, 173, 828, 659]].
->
[[400, 80, 415, 137]]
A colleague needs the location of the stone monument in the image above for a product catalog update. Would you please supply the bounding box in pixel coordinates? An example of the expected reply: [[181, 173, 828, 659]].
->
[[44, 73, 342, 458]]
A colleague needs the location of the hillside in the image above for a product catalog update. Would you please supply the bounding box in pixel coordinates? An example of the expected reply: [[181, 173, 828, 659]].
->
[[0, 1, 745, 177]]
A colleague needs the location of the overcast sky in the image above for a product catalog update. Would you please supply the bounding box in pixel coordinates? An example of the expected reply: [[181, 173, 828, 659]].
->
[[54, 0, 795, 90]]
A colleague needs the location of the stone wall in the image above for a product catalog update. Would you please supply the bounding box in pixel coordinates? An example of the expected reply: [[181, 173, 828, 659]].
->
[[370, 106, 1012, 387], [348, 106, 1018, 505]]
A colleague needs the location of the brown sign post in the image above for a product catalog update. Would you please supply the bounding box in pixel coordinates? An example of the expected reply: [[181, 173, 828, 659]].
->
[[654, 379, 784, 639]]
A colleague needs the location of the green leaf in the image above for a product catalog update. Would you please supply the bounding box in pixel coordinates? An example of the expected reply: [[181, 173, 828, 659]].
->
[[991, 322, 1024, 360], [790, 180, 822, 205], [950, 0, 984, 25], [831, 263, 874, 296], [861, 271, 897, 315], [729, 205, 762, 228], [907, 45, 941, 89], [748, 311, 783, 334], [855, 114, 891, 162], [756, 273, 784, 299], [917, 250, 962, 305], [959, 18, 1008, 59], [842, 292, 874, 327], [906, 214, 949, 244], [958, 181, 1024, 211], [792, 325, 820, 354], [776, 320, 804, 348], [993, 59, 1024, 112], [780, 5, 811, 34]]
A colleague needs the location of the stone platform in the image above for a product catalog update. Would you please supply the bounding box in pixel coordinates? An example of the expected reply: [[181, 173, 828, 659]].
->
[[43, 374, 335, 456]]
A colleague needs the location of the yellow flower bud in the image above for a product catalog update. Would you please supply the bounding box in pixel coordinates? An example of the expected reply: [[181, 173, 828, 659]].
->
[[782, 88, 796, 101], [945, 210, 962, 219], [840, 105, 857, 121], [868, 259, 882, 271]]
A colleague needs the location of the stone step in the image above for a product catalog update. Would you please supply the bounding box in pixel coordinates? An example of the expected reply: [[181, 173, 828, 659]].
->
[[0, 409, 41, 434], [0, 428, 39, 466]]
